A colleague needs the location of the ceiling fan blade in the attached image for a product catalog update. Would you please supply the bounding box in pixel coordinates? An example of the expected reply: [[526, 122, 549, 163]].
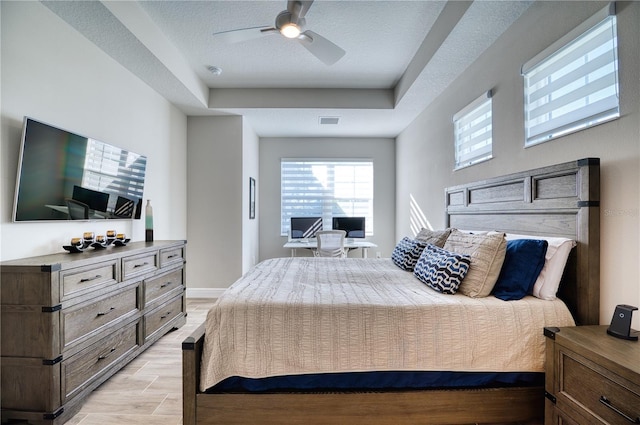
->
[[298, 30, 345, 65], [212, 26, 277, 44], [288, 0, 314, 20]]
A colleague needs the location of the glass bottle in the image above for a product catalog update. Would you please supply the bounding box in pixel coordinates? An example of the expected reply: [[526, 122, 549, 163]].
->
[[145, 200, 154, 242]]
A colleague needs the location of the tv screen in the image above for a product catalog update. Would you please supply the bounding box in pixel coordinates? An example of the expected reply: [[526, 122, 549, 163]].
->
[[332, 217, 366, 238], [13, 117, 147, 221], [290, 217, 323, 239]]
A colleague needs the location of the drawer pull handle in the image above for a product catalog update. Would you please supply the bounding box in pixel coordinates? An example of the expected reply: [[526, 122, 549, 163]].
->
[[98, 347, 117, 361], [96, 307, 116, 317], [160, 311, 173, 320], [159, 282, 172, 289], [80, 274, 102, 283], [600, 396, 640, 423], [133, 262, 149, 268], [167, 254, 177, 259]]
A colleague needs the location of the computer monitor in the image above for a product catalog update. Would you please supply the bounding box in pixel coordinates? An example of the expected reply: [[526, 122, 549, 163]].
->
[[113, 196, 135, 218], [72, 185, 109, 213], [332, 217, 366, 238], [290, 217, 323, 240]]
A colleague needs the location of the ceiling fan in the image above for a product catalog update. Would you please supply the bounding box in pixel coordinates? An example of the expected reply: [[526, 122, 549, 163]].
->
[[212, 0, 346, 66]]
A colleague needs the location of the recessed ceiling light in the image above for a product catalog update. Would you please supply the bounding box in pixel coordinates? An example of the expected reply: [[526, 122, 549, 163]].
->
[[319, 116, 340, 125], [206, 65, 222, 76]]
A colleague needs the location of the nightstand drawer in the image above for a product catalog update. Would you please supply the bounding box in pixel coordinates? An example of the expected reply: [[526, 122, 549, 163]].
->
[[559, 350, 640, 425]]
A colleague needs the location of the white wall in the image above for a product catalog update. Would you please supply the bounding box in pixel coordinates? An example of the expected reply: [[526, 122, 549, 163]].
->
[[186, 116, 243, 292], [0, 1, 187, 261], [396, 1, 640, 328], [259, 137, 396, 261], [242, 120, 260, 274]]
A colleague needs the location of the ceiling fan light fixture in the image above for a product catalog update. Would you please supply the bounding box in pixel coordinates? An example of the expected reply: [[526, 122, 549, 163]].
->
[[280, 23, 301, 38]]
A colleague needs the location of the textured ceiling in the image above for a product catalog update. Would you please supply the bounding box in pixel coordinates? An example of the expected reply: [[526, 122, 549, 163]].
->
[[43, 0, 533, 138]]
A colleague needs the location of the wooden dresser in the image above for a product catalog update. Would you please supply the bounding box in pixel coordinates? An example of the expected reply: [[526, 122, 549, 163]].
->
[[545, 325, 640, 425], [1, 240, 187, 425]]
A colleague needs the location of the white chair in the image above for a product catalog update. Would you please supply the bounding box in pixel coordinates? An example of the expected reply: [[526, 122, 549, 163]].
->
[[314, 230, 347, 258]]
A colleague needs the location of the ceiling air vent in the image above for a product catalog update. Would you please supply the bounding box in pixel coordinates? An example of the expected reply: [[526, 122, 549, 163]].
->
[[319, 116, 340, 125]]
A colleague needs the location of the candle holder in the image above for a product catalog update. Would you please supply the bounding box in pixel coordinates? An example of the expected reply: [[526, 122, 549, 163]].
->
[[82, 232, 95, 249], [113, 233, 130, 247], [91, 234, 109, 249], [63, 230, 129, 253], [63, 237, 87, 253]]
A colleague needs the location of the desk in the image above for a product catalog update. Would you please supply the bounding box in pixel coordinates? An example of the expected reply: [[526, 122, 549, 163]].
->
[[45, 204, 111, 219], [284, 240, 378, 258]]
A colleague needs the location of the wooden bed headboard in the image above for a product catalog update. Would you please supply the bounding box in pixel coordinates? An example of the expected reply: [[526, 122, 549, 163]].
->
[[445, 158, 600, 326]]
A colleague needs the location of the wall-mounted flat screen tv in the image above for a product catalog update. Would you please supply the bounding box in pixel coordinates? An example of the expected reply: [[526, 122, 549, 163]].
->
[[332, 217, 366, 238], [13, 117, 147, 221]]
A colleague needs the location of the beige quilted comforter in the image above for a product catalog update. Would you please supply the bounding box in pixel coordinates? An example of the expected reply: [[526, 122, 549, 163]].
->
[[200, 257, 575, 391]]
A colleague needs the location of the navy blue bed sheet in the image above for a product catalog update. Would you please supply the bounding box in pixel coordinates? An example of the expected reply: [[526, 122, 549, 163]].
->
[[205, 371, 544, 393]]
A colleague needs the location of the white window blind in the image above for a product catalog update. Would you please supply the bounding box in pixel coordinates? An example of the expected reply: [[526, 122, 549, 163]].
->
[[454, 91, 493, 169], [523, 5, 619, 146], [82, 139, 146, 211], [281, 160, 374, 236]]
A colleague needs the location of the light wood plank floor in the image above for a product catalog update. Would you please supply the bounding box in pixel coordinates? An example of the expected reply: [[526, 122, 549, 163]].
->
[[66, 297, 542, 425], [66, 298, 216, 425]]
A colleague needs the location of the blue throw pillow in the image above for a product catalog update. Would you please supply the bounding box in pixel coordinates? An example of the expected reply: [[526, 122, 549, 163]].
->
[[413, 244, 471, 294], [392, 237, 429, 271], [492, 239, 548, 301]]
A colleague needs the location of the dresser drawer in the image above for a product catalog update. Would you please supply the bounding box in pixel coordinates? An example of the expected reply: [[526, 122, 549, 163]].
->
[[62, 286, 139, 349], [144, 267, 183, 306], [61, 260, 118, 301], [159, 245, 184, 268], [62, 319, 140, 402], [122, 252, 158, 280], [559, 349, 640, 425], [144, 295, 183, 341]]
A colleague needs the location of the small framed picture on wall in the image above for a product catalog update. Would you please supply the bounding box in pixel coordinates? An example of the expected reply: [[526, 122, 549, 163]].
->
[[249, 177, 256, 219]]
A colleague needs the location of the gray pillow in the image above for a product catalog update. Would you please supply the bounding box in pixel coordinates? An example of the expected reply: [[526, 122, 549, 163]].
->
[[415, 228, 453, 248], [443, 230, 506, 297]]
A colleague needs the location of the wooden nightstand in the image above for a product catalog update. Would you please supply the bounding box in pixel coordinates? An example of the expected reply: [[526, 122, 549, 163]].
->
[[544, 325, 640, 425]]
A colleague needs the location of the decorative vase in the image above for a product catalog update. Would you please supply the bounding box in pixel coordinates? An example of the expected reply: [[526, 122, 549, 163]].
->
[[145, 200, 154, 242]]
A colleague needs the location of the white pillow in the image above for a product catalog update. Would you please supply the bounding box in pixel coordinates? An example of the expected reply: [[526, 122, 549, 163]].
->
[[502, 233, 576, 300]]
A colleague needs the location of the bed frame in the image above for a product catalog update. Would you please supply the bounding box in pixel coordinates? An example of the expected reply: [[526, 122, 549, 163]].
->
[[182, 158, 600, 425]]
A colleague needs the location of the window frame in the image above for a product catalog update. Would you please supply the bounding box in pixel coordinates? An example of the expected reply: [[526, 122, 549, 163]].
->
[[522, 3, 619, 147], [280, 159, 374, 237], [453, 90, 493, 170]]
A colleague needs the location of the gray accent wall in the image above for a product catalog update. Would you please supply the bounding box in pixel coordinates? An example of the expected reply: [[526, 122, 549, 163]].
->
[[396, 1, 640, 327]]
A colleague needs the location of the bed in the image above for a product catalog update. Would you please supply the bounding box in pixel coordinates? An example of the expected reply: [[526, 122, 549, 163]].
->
[[183, 158, 600, 425]]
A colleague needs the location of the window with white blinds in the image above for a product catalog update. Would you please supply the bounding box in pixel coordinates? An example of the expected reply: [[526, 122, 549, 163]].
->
[[281, 160, 374, 236], [453, 91, 493, 169], [82, 139, 146, 211], [523, 7, 619, 146]]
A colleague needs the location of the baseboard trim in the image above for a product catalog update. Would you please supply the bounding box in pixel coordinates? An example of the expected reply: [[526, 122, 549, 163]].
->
[[186, 287, 226, 299]]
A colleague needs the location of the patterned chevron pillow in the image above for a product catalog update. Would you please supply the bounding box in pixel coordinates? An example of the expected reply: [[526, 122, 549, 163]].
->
[[413, 244, 472, 294], [391, 237, 429, 271]]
